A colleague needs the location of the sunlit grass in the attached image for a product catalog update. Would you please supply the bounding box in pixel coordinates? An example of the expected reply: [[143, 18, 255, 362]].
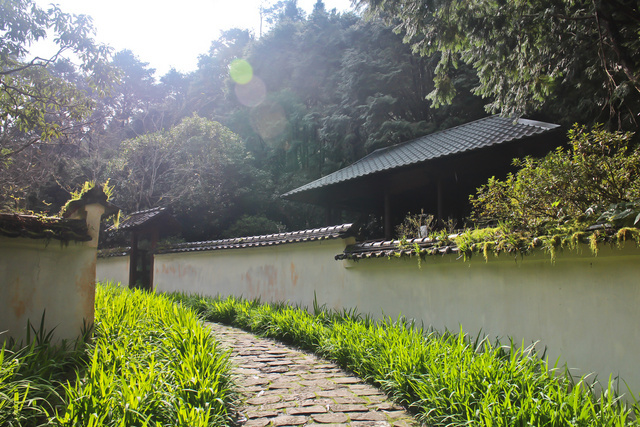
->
[[56, 284, 236, 426], [0, 316, 89, 427], [1, 284, 236, 426], [171, 292, 640, 427]]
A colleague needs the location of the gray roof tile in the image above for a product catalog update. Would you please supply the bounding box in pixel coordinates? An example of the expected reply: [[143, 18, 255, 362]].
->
[[118, 207, 166, 231], [335, 236, 461, 260], [283, 116, 559, 198], [157, 223, 353, 254]]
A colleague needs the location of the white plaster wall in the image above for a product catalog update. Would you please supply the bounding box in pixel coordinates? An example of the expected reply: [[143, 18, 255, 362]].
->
[[0, 237, 97, 343], [96, 256, 130, 288], [338, 245, 640, 396], [153, 239, 640, 396], [154, 239, 350, 306]]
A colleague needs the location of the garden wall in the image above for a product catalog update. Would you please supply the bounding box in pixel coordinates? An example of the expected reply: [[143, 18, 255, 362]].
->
[[96, 254, 130, 288], [98, 237, 640, 396], [1, 194, 115, 344], [0, 238, 97, 343]]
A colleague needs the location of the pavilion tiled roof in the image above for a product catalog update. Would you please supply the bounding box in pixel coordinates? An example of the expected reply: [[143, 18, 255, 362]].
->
[[283, 116, 560, 198], [117, 207, 166, 230], [157, 223, 353, 254]]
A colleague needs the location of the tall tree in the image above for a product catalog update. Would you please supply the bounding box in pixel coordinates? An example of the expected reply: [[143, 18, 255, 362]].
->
[[109, 115, 274, 240], [186, 29, 253, 121], [358, 0, 640, 128], [0, 0, 113, 160], [0, 0, 114, 210]]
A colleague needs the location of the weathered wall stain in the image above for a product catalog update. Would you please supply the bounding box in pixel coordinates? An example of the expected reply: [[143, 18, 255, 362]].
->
[[9, 277, 31, 318], [76, 257, 97, 322], [159, 262, 197, 278], [241, 265, 281, 300]]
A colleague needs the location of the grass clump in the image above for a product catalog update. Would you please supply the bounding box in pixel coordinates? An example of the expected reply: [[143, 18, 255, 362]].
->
[[171, 292, 640, 427], [2, 285, 236, 426], [56, 284, 236, 426], [0, 319, 89, 427]]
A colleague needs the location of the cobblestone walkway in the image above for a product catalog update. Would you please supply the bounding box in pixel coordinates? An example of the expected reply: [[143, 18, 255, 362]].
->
[[207, 322, 421, 427]]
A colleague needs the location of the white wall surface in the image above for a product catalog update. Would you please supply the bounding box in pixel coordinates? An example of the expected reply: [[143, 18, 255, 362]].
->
[[98, 239, 640, 396], [96, 256, 129, 288], [339, 245, 640, 397], [1, 237, 97, 343], [153, 239, 350, 304]]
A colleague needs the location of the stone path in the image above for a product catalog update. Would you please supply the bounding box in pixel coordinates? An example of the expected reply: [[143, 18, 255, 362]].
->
[[207, 322, 421, 427]]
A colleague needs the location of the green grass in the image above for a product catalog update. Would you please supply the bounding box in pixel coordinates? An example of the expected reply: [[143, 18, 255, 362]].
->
[[1, 284, 236, 427], [1, 315, 90, 427], [170, 292, 640, 427]]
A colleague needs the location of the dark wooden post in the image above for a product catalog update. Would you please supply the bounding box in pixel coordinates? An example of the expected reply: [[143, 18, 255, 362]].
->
[[436, 178, 443, 224], [149, 229, 159, 291], [384, 190, 392, 240], [129, 233, 139, 289], [325, 206, 333, 225]]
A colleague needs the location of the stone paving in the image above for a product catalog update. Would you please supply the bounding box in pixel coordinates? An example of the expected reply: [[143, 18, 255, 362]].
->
[[207, 322, 422, 427]]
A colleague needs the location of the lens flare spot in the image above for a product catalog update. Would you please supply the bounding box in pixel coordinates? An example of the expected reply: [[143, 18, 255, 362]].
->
[[235, 76, 267, 107], [251, 100, 287, 140], [229, 59, 253, 84]]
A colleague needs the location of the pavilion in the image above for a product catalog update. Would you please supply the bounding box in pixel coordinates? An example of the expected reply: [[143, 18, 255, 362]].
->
[[282, 116, 563, 238]]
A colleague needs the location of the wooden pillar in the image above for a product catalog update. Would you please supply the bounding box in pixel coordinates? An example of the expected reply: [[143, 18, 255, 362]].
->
[[149, 229, 159, 292], [325, 206, 333, 225], [129, 233, 139, 289], [436, 178, 443, 224], [384, 190, 392, 240]]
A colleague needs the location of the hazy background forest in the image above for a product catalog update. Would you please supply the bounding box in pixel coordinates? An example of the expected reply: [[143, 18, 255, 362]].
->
[[2, 0, 639, 242]]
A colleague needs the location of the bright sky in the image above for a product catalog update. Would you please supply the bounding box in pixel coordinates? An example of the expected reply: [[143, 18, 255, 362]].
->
[[33, 0, 356, 77]]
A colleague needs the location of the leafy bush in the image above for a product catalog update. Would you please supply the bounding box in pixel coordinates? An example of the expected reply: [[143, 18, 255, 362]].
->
[[172, 293, 640, 427], [471, 125, 640, 232], [395, 210, 434, 239]]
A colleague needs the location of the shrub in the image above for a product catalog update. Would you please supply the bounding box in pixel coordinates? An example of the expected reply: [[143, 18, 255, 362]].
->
[[471, 125, 640, 232]]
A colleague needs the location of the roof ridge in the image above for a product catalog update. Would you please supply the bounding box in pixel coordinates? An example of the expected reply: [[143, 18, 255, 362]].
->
[[157, 223, 354, 254]]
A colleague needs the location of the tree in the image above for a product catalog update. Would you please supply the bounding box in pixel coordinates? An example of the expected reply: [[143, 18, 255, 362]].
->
[[109, 115, 274, 240], [0, 0, 113, 160], [185, 29, 253, 121], [0, 0, 114, 211], [358, 0, 640, 128], [103, 50, 161, 136]]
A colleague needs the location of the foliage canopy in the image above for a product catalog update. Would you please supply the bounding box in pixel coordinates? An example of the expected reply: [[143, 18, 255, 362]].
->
[[471, 125, 640, 232], [358, 0, 640, 127], [0, 0, 113, 159], [109, 115, 273, 239]]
